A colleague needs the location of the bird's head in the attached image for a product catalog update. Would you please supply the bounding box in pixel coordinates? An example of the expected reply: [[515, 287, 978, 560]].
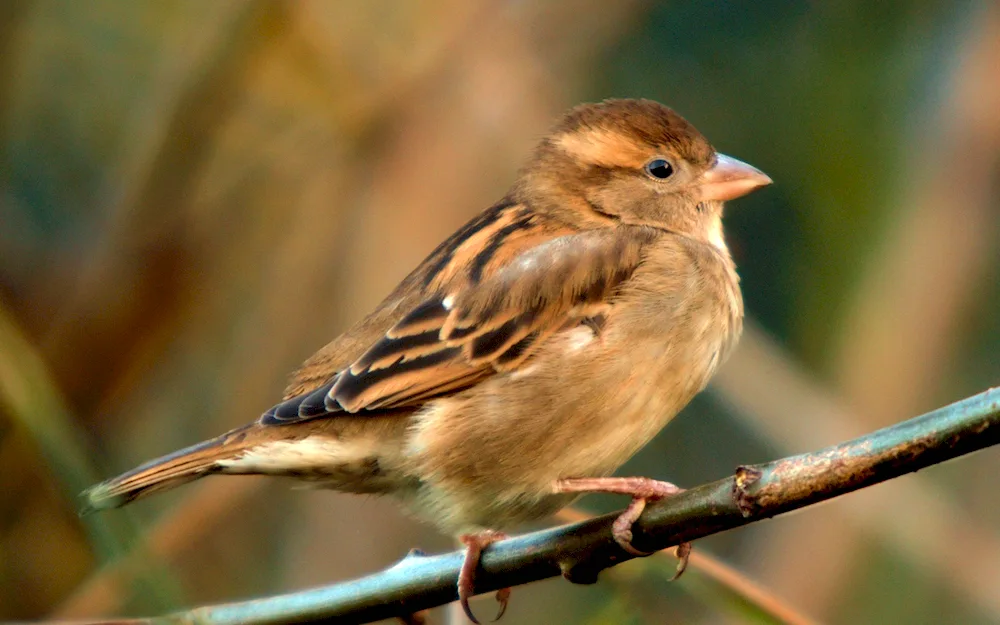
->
[[518, 98, 771, 251]]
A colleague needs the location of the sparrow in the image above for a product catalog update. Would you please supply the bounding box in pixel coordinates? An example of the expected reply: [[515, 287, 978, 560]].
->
[[83, 98, 770, 622]]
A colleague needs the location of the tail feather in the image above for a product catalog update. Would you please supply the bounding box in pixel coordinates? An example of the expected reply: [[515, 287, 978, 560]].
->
[[81, 426, 252, 513]]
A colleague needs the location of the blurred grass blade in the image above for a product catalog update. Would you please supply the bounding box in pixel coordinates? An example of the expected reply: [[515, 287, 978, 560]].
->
[[0, 299, 182, 611], [581, 593, 643, 625], [53, 479, 261, 618], [672, 552, 820, 625]]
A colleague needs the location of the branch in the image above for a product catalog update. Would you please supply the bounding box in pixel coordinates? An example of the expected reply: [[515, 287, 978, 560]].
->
[[72, 387, 1000, 625]]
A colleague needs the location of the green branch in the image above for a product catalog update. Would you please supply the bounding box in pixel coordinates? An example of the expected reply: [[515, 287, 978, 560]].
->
[[74, 387, 1000, 625]]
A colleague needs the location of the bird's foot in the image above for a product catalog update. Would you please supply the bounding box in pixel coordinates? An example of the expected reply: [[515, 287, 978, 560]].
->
[[458, 530, 510, 624], [553, 476, 691, 575]]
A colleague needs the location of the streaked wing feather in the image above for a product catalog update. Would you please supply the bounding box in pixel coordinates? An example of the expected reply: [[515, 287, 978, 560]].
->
[[262, 223, 657, 423], [326, 226, 657, 413]]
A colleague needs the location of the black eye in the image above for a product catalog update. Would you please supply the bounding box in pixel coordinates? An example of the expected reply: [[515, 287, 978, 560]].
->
[[644, 158, 674, 180]]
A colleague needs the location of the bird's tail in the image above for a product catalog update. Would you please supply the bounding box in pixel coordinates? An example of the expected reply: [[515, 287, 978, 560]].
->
[[81, 425, 254, 513]]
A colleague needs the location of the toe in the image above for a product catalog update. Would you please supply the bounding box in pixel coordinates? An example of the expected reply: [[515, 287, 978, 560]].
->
[[457, 531, 509, 624], [670, 542, 692, 580]]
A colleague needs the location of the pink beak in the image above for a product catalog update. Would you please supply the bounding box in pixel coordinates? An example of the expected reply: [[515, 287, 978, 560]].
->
[[698, 154, 772, 202]]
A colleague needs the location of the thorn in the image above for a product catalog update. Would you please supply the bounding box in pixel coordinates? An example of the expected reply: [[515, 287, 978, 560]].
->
[[389, 547, 428, 572]]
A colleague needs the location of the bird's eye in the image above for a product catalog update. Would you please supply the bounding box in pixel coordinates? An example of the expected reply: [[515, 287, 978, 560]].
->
[[644, 158, 674, 180]]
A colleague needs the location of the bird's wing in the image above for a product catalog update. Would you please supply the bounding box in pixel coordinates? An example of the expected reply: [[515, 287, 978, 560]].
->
[[276, 200, 546, 401], [261, 224, 657, 424]]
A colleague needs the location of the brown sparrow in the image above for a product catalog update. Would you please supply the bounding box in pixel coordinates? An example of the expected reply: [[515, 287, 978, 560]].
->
[[83, 99, 770, 621]]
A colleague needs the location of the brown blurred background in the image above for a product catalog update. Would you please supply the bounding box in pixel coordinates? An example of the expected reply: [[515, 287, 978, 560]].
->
[[2, 1, 999, 623]]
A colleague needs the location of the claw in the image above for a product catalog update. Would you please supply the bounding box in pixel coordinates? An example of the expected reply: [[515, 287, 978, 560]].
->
[[458, 530, 510, 624], [670, 542, 692, 580], [460, 597, 481, 625], [493, 587, 510, 620]]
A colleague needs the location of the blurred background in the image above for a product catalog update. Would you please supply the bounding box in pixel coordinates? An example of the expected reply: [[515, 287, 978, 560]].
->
[[1, 1, 999, 623]]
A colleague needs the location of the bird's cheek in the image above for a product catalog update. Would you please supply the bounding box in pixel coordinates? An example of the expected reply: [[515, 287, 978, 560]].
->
[[589, 180, 657, 222], [583, 184, 625, 219], [622, 192, 678, 228]]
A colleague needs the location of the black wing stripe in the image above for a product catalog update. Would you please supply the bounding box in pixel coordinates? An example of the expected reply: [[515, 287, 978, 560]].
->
[[469, 316, 523, 361], [389, 298, 448, 338], [354, 329, 446, 373], [421, 200, 514, 288], [581, 274, 607, 303], [468, 212, 532, 283], [495, 331, 538, 368], [332, 347, 463, 411], [364, 369, 487, 410], [446, 323, 480, 341]]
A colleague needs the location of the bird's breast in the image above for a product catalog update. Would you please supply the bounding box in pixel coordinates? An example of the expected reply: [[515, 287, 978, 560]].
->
[[401, 236, 743, 532]]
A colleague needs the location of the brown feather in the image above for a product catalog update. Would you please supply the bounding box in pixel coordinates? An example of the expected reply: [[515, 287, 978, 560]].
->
[[82, 425, 254, 511]]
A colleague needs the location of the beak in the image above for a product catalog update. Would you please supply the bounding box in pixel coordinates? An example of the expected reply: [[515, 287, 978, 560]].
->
[[697, 154, 772, 202]]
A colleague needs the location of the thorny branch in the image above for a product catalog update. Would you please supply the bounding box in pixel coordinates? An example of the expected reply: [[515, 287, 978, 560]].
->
[[69, 387, 1000, 625]]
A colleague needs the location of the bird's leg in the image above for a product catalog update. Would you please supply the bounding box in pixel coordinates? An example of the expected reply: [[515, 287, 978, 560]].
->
[[458, 529, 510, 624], [553, 476, 689, 575]]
